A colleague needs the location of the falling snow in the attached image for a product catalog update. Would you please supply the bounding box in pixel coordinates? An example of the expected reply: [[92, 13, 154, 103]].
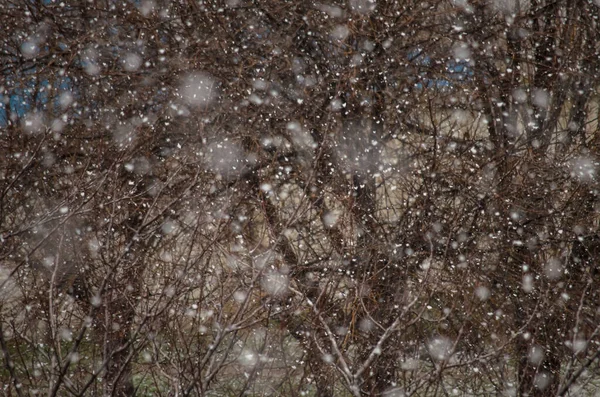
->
[[2, 1, 600, 396]]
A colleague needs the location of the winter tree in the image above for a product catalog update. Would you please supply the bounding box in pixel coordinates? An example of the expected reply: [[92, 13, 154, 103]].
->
[[2, 0, 600, 396]]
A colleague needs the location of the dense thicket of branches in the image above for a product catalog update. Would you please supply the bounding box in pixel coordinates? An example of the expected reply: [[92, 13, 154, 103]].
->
[[2, 0, 600, 396]]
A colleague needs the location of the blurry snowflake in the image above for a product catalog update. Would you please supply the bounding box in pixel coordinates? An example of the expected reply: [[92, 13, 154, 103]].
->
[[522, 274, 534, 293], [322, 354, 334, 363], [528, 345, 545, 365], [427, 336, 453, 361], [330, 98, 343, 111], [21, 112, 46, 134], [382, 387, 406, 397], [68, 352, 80, 364], [113, 123, 137, 149], [316, 3, 343, 17], [21, 41, 39, 58], [570, 156, 598, 183], [161, 219, 177, 235], [82, 49, 101, 76], [453, 42, 471, 61], [322, 211, 340, 228], [253, 251, 276, 270], [125, 156, 152, 175], [205, 140, 244, 177], [253, 79, 267, 90], [262, 270, 289, 297], [512, 88, 527, 104], [475, 285, 490, 301], [91, 295, 102, 307], [532, 88, 550, 109], [179, 72, 217, 108], [233, 290, 247, 303], [567, 339, 587, 354], [349, 0, 377, 15], [400, 358, 419, 371], [239, 350, 257, 367], [0, 265, 18, 304], [359, 318, 374, 333], [288, 121, 316, 150], [544, 258, 563, 280], [331, 25, 350, 41], [122, 53, 142, 72], [533, 371, 552, 391], [138, 0, 155, 16], [248, 94, 263, 105], [58, 91, 73, 109], [493, 0, 521, 14]]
